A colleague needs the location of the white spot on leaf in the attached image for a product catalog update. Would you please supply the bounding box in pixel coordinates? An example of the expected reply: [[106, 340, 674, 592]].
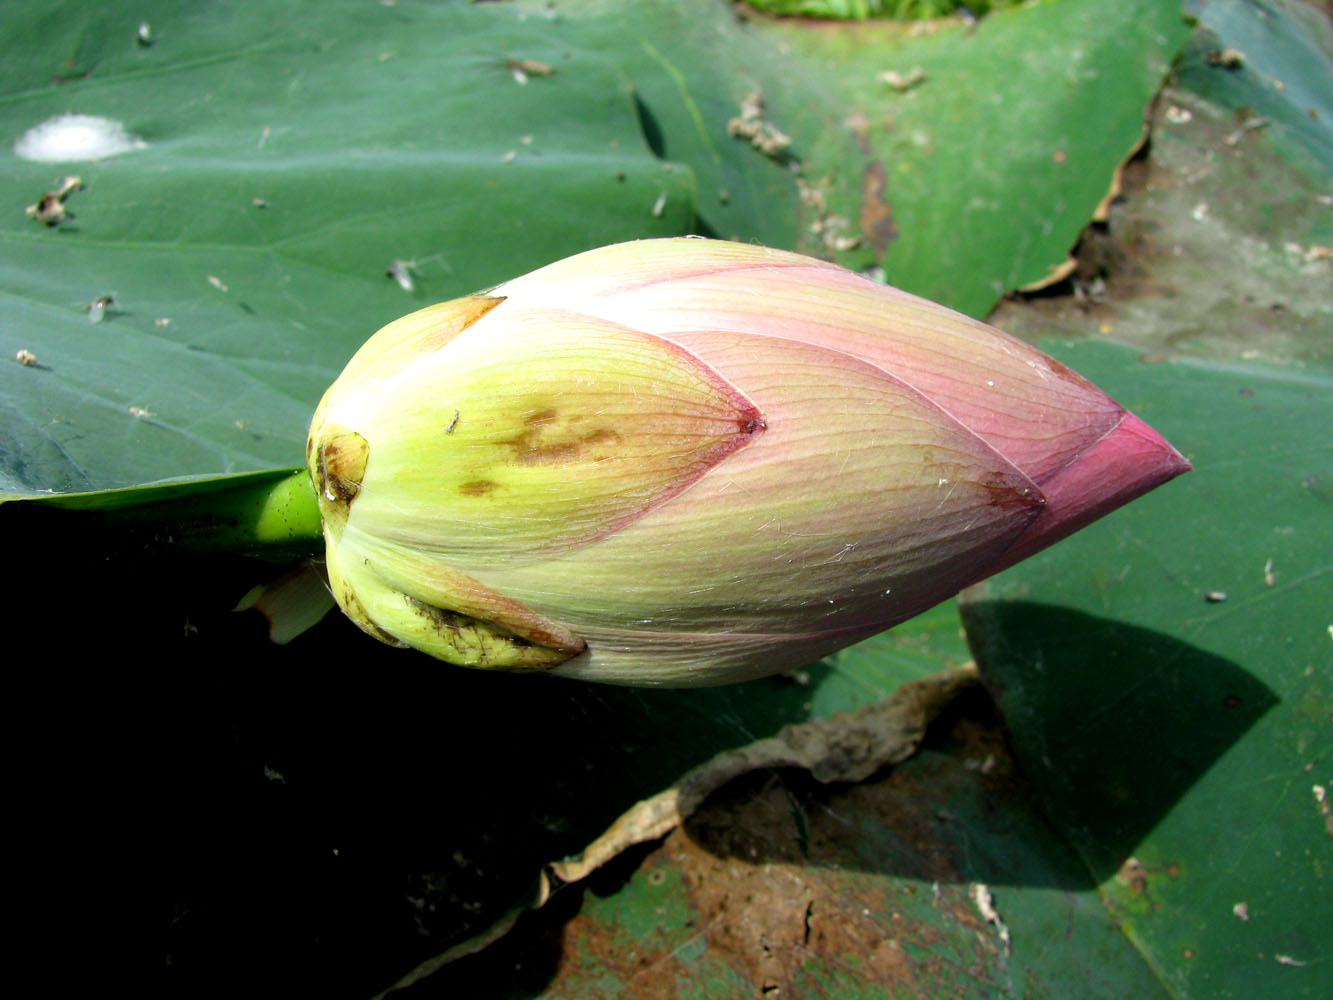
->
[[14, 114, 146, 162]]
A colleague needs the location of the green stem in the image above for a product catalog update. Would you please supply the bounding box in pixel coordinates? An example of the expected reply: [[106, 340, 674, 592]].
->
[[155, 468, 324, 557], [245, 469, 325, 549], [12, 468, 326, 560]]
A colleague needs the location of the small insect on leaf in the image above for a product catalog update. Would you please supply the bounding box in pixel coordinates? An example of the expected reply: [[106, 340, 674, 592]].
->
[[506, 58, 555, 85], [85, 295, 114, 323], [386, 260, 416, 292], [25, 175, 83, 226], [1205, 47, 1245, 69], [26, 193, 67, 226], [15, 349, 38, 366], [878, 66, 926, 92]]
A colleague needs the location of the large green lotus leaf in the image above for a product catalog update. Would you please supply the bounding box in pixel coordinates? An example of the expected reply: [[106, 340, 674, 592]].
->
[[763, 0, 1192, 316], [2, 0, 1190, 502], [0, 0, 822, 499]]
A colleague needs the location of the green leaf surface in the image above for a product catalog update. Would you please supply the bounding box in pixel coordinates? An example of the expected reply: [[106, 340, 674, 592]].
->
[[765, 0, 1192, 315], [1178, 0, 1333, 177], [2, 0, 1189, 501]]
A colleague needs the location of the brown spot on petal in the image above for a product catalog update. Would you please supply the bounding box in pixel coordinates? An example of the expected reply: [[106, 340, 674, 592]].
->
[[459, 479, 498, 497], [982, 471, 1046, 512], [508, 423, 621, 466], [1045, 357, 1077, 380]]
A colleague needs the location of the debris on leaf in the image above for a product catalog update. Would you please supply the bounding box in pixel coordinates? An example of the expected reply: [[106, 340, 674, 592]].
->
[[1205, 48, 1245, 69], [15, 349, 37, 366], [25, 175, 83, 226], [728, 90, 792, 160], [1225, 115, 1269, 146], [1283, 242, 1332, 264], [85, 294, 114, 323], [1233, 901, 1249, 920], [506, 57, 555, 85], [797, 177, 860, 252], [969, 882, 1011, 955], [27, 193, 67, 225], [207, 274, 228, 292], [386, 260, 417, 292], [878, 66, 926, 92]]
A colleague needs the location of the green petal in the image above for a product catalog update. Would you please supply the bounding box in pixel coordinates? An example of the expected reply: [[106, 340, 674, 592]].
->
[[330, 532, 586, 671], [334, 307, 764, 560]]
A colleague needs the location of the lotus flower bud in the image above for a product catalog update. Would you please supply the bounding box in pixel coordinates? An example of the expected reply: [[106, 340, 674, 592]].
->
[[308, 239, 1189, 686]]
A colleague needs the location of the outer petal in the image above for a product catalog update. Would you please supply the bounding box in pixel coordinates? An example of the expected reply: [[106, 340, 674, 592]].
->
[[312, 295, 503, 431], [469, 330, 1047, 684], [331, 530, 583, 670], [323, 307, 763, 560], [312, 238, 1192, 686], [993, 410, 1191, 571], [495, 239, 1122, 486]]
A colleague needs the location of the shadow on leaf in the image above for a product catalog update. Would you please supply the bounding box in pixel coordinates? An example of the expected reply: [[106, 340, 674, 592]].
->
[[959, 599, 1278, 881]]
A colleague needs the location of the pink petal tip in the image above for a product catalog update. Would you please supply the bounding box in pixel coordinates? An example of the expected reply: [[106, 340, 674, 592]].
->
[[994, 410, 1191, 572]]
